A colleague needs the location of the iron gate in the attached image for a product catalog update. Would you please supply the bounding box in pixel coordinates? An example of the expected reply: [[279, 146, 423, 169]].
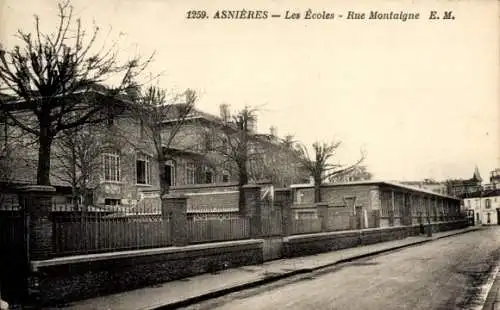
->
[[0, 205, 27, 305], [261, 200, 284, 261]]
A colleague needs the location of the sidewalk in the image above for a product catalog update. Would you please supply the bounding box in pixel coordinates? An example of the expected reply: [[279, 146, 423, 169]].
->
[[44, 226, 480, 310], [481, 263, 500, 310]]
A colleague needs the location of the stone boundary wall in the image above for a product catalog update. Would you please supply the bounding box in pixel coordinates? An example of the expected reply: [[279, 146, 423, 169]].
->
[[283, 220, 468, 258], [30, 239, 263, 306]]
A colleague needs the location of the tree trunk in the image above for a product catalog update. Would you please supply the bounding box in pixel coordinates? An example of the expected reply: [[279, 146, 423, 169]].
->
[[155, 130, 171, 196], [37, 127, 53, 186], [314, 179, 322, 203], [82, 188, 91, 212], [71, 138, 79, 211], [160, 169, 170, 196], [158, 154, 170, 196], [72, 185, 79, 211], [238, 164, 249, 210]]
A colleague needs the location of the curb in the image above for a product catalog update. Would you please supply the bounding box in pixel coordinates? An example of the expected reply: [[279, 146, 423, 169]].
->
[[148, 269, 312, 310], [482, 262, 500, 310], [151, 227, 479, 310]]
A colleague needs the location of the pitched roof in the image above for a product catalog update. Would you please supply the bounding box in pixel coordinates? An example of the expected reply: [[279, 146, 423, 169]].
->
[[0, 85, 132, 112], [291, 180, 460, 200]]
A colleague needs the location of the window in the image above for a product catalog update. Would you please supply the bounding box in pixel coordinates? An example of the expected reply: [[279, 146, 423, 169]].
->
[[103, 151, 120, 182], [204, 132, 214, 151], [202, 165, 214, 184], [165, 160, 176, 186], [222, 170, 230, 183], [485, 199, 491, 209], [380, 192, 391, 217], [186, 162, 195, 185], [222, 137, 229, 153], [105, 198, 121, 206], [205, 170, 213, 184], [248, 144, 257, 155], [136, 153, 151, 185], [107, 116, 114, 127]]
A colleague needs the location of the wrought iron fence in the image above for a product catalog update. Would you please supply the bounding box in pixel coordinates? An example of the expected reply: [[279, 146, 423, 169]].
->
[[51, 203, 172, 256], [187, 212, 250, 243]]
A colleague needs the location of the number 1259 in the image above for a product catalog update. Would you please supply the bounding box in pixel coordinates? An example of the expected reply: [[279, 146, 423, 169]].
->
[[186, 10, 208, 19]]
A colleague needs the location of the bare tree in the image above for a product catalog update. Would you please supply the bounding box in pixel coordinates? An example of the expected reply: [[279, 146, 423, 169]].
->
[[328, 165, 373, 183], [246, 138, 308, 188], [132, 86, 197, 195], [296, 141, 366, 203], [208, 106, 258, 208], [0, 102, 37, 209], [0, 0, 153, 185], [52, 124, 104, 210]]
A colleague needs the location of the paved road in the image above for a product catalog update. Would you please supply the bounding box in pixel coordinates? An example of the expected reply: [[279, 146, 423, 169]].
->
[[182, 227, 500, 310]]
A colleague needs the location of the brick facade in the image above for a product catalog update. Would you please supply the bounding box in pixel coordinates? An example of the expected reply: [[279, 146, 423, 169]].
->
[[291, 181, 461, 229], [162, 114, 308, 189], [3, 101, 307, 208]]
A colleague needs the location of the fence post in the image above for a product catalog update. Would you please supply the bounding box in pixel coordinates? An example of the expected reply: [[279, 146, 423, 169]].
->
[[18, 185, 56, 261], [162, 194, 188, 246], [17, 185, 56, 307], [281, 198, 294, 236], [243, 185, 262, 238], [316, 203, 329, 232]]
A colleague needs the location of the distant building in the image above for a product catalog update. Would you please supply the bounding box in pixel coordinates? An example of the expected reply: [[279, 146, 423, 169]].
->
[[463, 189, 500, 225], [484, 168, 500, 190], [399, 179, 448, 196], [328, 165, 373, 183], [446, 166, 483, 198]]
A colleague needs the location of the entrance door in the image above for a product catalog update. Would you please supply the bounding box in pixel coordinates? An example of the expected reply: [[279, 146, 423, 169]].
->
[[467, 209, 475, 226], [497, 209, 500, 225], [487, 212, 491, 224]]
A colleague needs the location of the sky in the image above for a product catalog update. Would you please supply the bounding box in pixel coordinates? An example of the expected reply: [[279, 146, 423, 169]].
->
[[1, 0, 499, 182]]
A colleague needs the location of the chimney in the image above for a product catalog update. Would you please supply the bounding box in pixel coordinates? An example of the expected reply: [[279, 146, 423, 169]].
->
[[247, 116, 257, 132], [270, 126, 277, 137], [220, 104, 230, 123], [125, 84, 141, 100]]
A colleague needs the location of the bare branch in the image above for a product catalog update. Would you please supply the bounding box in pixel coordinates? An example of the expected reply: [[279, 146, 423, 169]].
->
[[295, 140, 367, 202], [0, 1, 153, 184]]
